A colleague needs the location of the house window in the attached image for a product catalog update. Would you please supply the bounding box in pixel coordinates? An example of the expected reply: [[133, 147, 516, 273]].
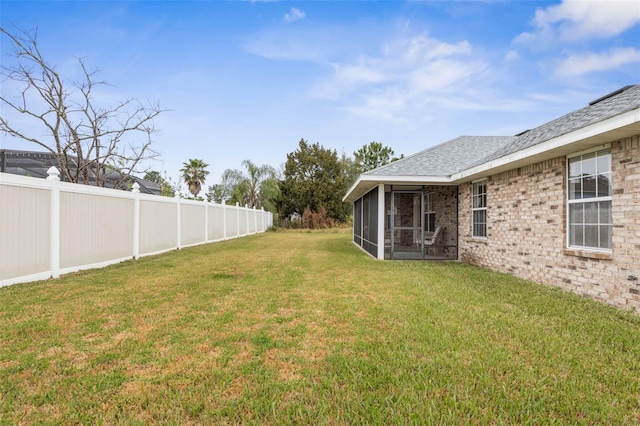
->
[[424, 193, 435, 233], [567, 148, 612, 250], [472, 180, 487, 238]]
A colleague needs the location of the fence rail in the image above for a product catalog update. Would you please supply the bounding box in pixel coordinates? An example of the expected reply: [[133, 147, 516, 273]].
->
[[0, 168, 273, 287]]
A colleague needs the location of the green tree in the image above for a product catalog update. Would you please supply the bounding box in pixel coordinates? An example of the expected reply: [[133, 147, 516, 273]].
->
[[257, 175, 281, 214], [144, 170, 175, 197], [143, 170, 163, 184], [206, 183, 227, 204], [220, 160, 278, 209], [341, 152, 361, 190], [354, 141, 397, 172], [180, 158, 209, 197], [160, 180, 176, 198], [280, 139, 350, 223]]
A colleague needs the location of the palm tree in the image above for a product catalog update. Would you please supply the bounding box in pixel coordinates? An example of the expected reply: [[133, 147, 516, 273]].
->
[[221, 160, 277, 208], [180, 158, 209, 197]]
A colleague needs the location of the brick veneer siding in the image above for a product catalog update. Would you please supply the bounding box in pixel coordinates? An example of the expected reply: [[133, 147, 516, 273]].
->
[[459, 135, 640, 311], [425, 185, 458, 258]]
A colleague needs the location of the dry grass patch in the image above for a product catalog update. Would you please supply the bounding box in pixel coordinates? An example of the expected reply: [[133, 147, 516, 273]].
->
[[1, 230, 639, 424]]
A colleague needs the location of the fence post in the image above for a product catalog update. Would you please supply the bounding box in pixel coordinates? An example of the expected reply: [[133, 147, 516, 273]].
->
[[47, 167, 60, 279], [223, 202, 227, 240], [245, 204, 249, 236], [260, 207, 263, 232], [132, 182, 140, 259], [254, 207, 258, 234], [176, 194, 182, 249], [204, 200, 209, 243], [236, 202, 240, 238]]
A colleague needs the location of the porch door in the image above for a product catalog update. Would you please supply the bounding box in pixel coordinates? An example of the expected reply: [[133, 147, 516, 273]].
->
[[390, 190, 424, 260]]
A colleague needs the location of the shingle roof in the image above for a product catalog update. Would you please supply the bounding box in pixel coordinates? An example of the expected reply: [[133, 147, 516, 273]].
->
[[361, 84, 640, 179], [474, 84, 640, 167], [0, 149, 162, 195], [364, 135, 515, 177]]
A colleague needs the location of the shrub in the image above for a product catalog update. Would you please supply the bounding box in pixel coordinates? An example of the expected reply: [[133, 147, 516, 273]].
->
[[301, 206, 337, 229]]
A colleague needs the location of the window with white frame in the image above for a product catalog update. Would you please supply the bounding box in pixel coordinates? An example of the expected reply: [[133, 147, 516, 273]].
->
[[472, 180, 487, 238], [567, 148, 612, 250], [424, 193, 435, 233]]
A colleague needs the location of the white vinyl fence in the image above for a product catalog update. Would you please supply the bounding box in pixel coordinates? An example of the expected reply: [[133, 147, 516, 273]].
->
[[0, 168, 273, 287]]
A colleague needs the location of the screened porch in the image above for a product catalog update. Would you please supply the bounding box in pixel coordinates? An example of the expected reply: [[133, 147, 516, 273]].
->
[[353, 184, 458, 261]]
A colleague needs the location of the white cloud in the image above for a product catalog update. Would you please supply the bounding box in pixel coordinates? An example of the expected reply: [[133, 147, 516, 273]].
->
[[245, 25, 538, 122], [243, 25, 357, 63], [408, 59, 486, 93], [555, 47, 640, 77], [504, 50, 519, 62], [516, 0, 640, 45], [332, 63, 387, 85], [312, 35, 488, 121], [284, 8, 305, 23], [387, 36, 472, 62], [314, 35, 477, 95]]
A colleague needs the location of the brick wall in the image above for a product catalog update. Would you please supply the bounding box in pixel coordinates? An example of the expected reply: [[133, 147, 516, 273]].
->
[[459, 135, 640, 311], [612, 135, 640, 307], [426, 185, 458, 258]]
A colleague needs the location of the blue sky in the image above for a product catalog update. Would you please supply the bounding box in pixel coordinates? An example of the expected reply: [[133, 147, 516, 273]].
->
[[1, 1, 639, 192]]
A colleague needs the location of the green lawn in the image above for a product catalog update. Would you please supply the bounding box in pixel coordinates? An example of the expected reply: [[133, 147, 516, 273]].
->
[[1, 230, 639, 424]]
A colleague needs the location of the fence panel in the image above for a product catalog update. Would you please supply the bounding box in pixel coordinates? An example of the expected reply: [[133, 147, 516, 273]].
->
[[0, 171, 272, 287], [263, 210, 272, 230], [59, 189, 134, 271], [0, 181, 51, 282], [181, 202, 206, 247], [139, 197, 178, 255], [225, 205, 239, 238], [208, 204, 226, 241], [238, 207, 248, 236], [257, 210, 263, 233]]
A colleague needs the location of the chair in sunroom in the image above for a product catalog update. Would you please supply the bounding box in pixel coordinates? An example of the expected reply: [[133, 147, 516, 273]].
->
[[417, 226, 442, 256]]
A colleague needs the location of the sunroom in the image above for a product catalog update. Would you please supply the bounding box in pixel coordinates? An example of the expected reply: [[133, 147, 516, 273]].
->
[[349, 183, 458, 260], [344, 136, 516, 260]]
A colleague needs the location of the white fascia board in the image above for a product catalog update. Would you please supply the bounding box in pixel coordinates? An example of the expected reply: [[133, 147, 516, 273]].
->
[[343, 176, 364, 201], [362, 175, 451, 184], [343, 174, 452, 202], [452, 108, 640, 182]]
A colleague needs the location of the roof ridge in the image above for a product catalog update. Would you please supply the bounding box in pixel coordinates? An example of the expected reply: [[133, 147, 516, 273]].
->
[[478, 83, 640, 165], [364, 135, 467, 174], [363, 135, 515, 178]]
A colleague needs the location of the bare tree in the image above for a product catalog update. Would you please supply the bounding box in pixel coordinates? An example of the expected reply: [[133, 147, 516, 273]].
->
[[0, 26, 165, 188]]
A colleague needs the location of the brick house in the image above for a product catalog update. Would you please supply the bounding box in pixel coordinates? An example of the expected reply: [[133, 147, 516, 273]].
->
[[344, 84, 640, 311]]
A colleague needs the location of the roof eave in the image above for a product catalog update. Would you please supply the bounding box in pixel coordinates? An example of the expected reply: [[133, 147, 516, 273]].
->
[[343, 174, 451, 202], [451, 107, 640, 183]]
